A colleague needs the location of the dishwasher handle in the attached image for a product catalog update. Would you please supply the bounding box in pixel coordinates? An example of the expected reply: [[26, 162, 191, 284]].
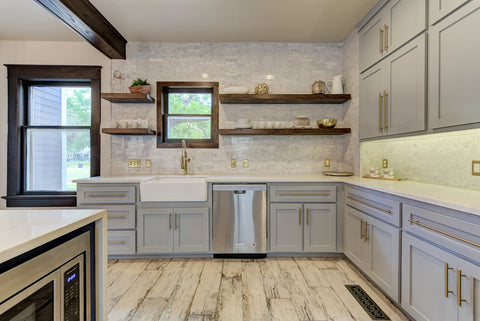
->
[[233, 190, 247, 194]]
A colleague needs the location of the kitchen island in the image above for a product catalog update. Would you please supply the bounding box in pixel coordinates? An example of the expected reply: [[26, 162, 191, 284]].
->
[[0, 209, 107, 321]]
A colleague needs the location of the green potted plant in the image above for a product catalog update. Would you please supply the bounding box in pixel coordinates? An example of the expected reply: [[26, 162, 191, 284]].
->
[[129, 78, 151, 94]]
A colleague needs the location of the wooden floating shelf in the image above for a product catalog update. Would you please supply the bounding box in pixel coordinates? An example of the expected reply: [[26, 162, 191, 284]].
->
[[102, 128, 156, 135], [219, 93, 351, 104], [101, 93, 155, 103], [219, 128, 351, 136]]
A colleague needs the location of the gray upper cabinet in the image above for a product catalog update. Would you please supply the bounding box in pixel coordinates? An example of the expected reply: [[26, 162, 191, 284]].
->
[[360, 34, 426, 138], [430, 0, 472, 24], [360, 0, 426, 72], [429, 1, 480, 129]]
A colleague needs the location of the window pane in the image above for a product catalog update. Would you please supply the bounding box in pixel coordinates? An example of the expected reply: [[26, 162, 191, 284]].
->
[[168, 93, 211, 115], [26, 129, 90, 191], [29, 87, 91, 126], [167, 116, 211, 139]]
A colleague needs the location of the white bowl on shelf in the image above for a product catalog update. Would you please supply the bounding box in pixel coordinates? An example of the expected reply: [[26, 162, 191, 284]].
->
[[224, 87, 250, 94]]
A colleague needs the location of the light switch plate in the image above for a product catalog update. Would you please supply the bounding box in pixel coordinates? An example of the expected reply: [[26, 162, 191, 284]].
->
[[472, 160, 480, 176], [128, 159, 141, 168], [324, 158, 330, 167], [231, 159, 236, 168], [145, 159, 152, 168], [382, 159, 388, 169], [243, 159, 249, 168]]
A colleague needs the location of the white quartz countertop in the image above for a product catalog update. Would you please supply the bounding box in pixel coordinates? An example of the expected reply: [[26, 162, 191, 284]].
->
[[0, 209, 107, 264], [74, 175, 480, 216]]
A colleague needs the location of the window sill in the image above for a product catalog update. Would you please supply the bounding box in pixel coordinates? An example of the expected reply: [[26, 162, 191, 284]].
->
[[2, 195, 76, 207]]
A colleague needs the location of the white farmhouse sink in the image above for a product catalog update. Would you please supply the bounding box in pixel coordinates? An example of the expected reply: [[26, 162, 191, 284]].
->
[[140, 176, 208, 202]]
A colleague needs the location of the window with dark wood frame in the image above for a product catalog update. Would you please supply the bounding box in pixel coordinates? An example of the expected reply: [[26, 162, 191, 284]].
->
[[157, 81, 219, 148], [3, 65, 101, 207]]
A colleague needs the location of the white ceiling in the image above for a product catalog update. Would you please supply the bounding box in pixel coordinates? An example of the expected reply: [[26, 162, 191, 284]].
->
[[0, 0, 377, 43]]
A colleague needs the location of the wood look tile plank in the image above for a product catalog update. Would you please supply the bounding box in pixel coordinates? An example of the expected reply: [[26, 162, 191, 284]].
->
[[268, 298, 300, 321], [107, 259, 133, 287], [147, 258, 187, 299], [217, 275, 244, 321], [259, 258, 291, 299], [189, 260, 223, 318], [242, 261, 271, 321], [158, 259, 205, 321], [129, 298, 167, 321], [108, 270, 162, 321], [222, 259, 243, 278]]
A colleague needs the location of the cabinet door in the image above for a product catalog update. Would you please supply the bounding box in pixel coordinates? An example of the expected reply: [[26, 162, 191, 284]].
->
[[402, 233, 458, 321], [430, 0, 471, 24], [385, 34, 426, 135], [386, 0, 426, 53], [174, 207, 209, 253], [429, 1, 480, 128], [137, 207, 173, 254], [343, 206, 366, 268], [365, 215, 400, 302], [360, 64, 384, 139], [457, 256, 480, 321], [360, 11, 388, 72], [270, 203, 303, 252], [304, 203, 336, 253]]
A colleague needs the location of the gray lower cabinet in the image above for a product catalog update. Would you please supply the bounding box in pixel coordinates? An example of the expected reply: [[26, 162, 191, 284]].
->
[[429, 0, 480, 129], [137, 207, 209, 254], [77, 183, 137, 256], [360, 33, 426, 138], [270, 203, 336, 253]]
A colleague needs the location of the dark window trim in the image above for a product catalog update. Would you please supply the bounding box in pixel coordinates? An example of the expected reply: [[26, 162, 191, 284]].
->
[[3, 65, 102, 207], [157, 81, 219, 148]]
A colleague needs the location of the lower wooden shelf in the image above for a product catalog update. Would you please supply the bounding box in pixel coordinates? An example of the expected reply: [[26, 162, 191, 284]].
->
[[219, 128, 351, 135], [102, 128, 156, 135]]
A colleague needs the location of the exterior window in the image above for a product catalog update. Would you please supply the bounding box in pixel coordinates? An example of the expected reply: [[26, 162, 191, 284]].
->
[[157, 82, 219, 148], [4, 65, 101, 207]]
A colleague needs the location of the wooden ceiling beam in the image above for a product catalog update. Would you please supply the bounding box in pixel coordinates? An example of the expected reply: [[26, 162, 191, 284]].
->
[[34, 0, 127, 59]]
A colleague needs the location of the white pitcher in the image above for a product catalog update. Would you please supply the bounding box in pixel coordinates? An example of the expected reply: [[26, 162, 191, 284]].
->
[[330, 75, 343, 94]]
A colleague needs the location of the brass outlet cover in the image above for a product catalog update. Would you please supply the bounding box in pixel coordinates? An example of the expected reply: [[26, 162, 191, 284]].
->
[[231, 159, 236, 168], [145, 159, 152, 168], [128, 159, 141, 168], [472, 160, 480, 176], [243, 159, 249, 168], [324, 158, 331, 167], [382, 159, 388, 169]]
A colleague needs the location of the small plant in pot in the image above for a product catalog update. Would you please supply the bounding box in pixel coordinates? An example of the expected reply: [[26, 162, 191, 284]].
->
[[129, 78, 151, 94]]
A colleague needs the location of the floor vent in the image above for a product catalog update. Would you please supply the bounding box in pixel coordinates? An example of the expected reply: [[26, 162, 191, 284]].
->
[[345, 285, 391, 320]]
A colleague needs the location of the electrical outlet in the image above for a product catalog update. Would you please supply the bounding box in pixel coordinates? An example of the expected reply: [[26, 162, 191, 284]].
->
[[324, 158, 331, 167], [231, 159, 236, 168], [472, 160, 480, 176], [128, 159, 141, 168], [243, 159, 249, 168], [145, 159, 152, 168], [382, 159, 388, 169]]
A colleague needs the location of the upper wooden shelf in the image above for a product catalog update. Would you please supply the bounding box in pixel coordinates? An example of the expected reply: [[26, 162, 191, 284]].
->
[[101, 93, 155, 103], [102, 128, 156, 135], [219, 128, 351, 136], [219, 93, 351, 104]]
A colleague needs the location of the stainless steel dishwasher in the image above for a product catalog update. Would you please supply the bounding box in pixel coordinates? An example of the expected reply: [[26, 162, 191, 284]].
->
[[212, 184, 267, 258]]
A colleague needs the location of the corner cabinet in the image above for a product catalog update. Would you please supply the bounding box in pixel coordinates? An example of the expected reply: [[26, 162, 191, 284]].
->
[[137, 207, 209, 254], [429, 1, 480, 129], [360, 0, 426, 72], [360, 34, 426, 139]]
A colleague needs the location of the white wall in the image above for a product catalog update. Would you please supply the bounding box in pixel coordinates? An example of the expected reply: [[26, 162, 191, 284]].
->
[[0, 40, 111, 208]]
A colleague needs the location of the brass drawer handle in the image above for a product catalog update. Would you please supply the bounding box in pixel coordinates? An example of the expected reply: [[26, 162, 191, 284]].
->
[[408, 219, 480, 248], [306, 208, 310, 226], [87, 193, 127, 198], [169, 213, 172, 230], [384, 91, 388, 130], [364, 222, 370, 241], [445, 262, 454, 298], [278, 192, 330, 197], [379, 27, 384, 53], [109, 215, 126, 219], [298, 208, 302, 226], [384, 24, 388, 50], [108, 241, 126, 245], [347, 196, 391, 213], [457, 269, 468, 307], [360, 219, 365, 240], [379, 93, 383, 132], [174, 213, 178, 230]]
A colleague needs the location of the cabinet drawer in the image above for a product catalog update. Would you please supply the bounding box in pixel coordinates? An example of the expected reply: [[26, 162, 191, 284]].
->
[[78, 205, 136, 229], [269, 184, 336, 203], [108, 230, 136, 255], [345, 187, 401, 226], [77, 185, 136, 204], [403, 203, 480, 264]]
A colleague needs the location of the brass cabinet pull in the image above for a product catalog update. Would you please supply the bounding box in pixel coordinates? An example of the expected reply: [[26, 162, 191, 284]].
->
[[169, 213, 172, 230], [88, 193, 126, 198], [278, 192, 329, 197], [365, 222, 370, 241], [457, 269, 468, 307], [384, 24, 388, 50], [383, 91, 388, 130], [408, 219, 480, 248], [360, 219, 365, 239], [174, 213, 178, 230], [108, 241, 126, 245], [347, 196, 392, 213], [306, 208, 310, 226], [379, 93, 383, 132], [445, 263, 454, 298], [379, 28, 384, 53], [298, 208, 302, 226], [109, 215, 126, 219]]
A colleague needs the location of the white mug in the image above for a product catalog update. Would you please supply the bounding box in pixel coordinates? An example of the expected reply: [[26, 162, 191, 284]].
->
[[127, 120, 137, 128], [118, 120, 128, 128]]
